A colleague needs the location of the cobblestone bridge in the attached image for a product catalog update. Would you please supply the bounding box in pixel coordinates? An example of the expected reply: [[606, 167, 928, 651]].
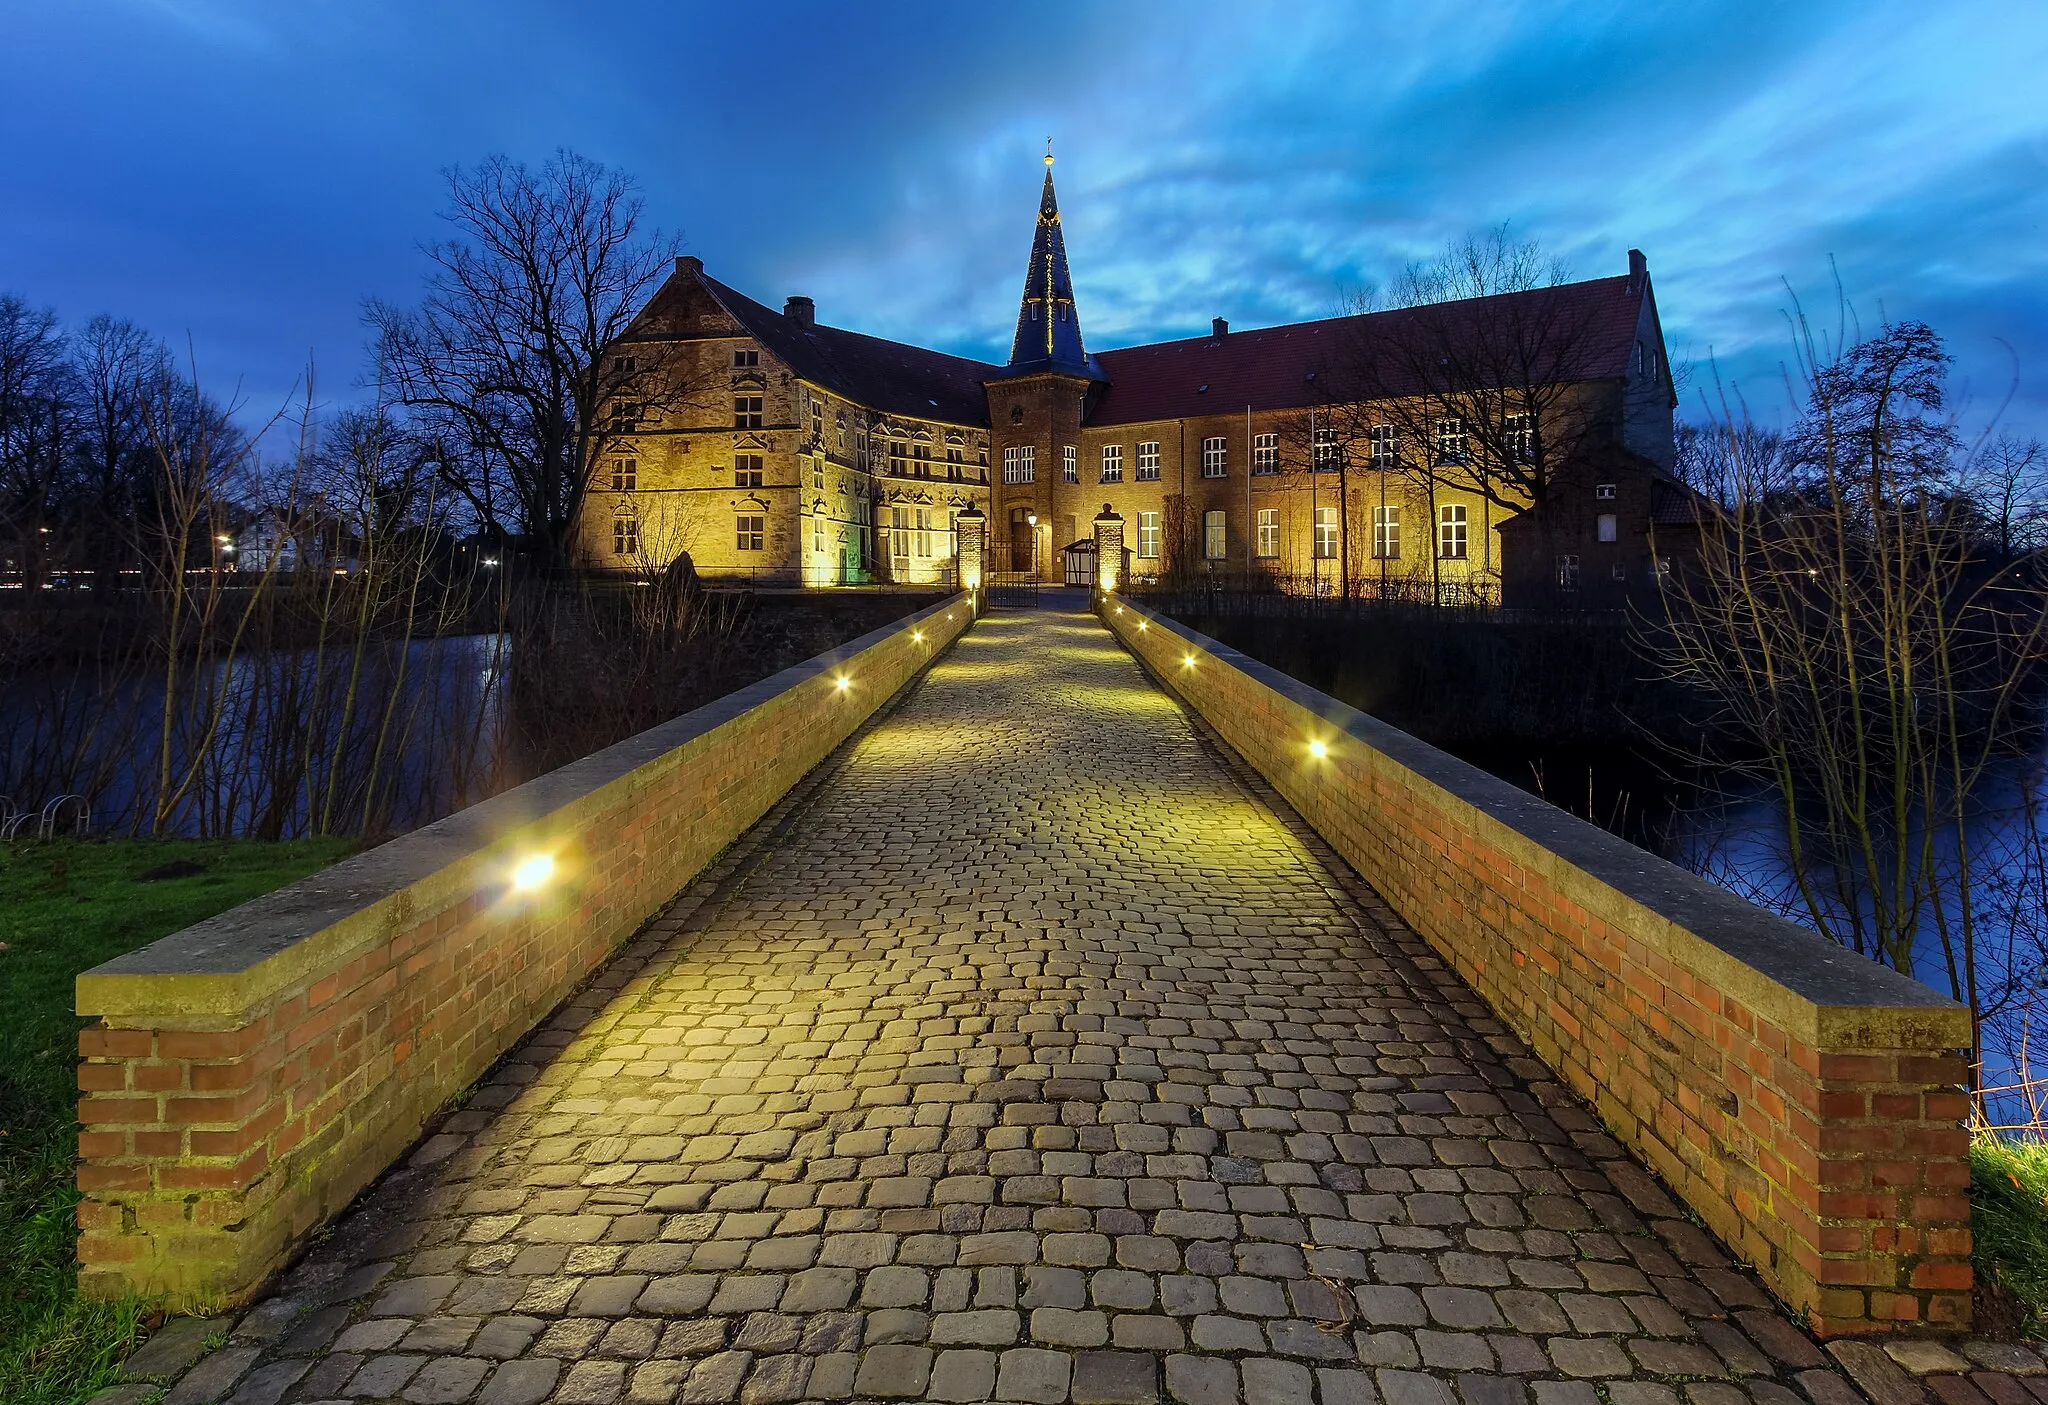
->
[[136, 603, 2019, 1405]]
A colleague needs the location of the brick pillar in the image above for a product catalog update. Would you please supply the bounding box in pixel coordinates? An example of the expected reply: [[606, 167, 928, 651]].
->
[[1092, 504, 1124, 593], [955, 506, 985, 593]]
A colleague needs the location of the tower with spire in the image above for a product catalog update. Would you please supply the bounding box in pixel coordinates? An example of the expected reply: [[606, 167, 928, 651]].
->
[[985, 146, 1105, 579]]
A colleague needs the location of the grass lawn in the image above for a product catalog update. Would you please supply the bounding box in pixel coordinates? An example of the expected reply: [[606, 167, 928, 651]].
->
[[1975, 1133, 2048, 1339], [0, 836, 354, 1405]]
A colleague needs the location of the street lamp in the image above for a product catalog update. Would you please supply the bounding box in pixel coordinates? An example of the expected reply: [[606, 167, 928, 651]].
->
[[1026, 512, 1039, 581]]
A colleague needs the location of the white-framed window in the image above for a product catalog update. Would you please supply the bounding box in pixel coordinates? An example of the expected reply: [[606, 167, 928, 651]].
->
[[1435, 416, 1467, 466], [1101, 444, 1123, 483], [888, 439, 908, 476], [1136, 442, 1161, 481], [890, 506, 910, 569], [1203, 509, 1227, 559], [1138, 511, 1160, 559], [1437, 503, 1468, 559], [1201, 437, 1227, 478], [1369, 425, 1397, 468], [1253, 433, 1279, 474], [812, 455, 825, 491], [810, 397, 823, 442], [916, 507, 934, 558], [1314, 507, 1339, 560], [736, 514, 765, 551], [1505, 413, 1536, 464], [612, 514, 639, 556], [1312, 427, 1341, 471], [813, 517, 824, 554], [733, 395, 763, 429], [1002, 445, 1035, 484], [1557, 554, 1580, 591], [1063, 445, 1078, 483], [610, 400, 641, 432], [1596, 482, 1617, 500], [914, 443, 932, 477], [610, 457, 636, 492], [734, 348, 760, 368], [734, 453, 764, 488], [1597, 513, 1618, 543], [1373, 505, 1400, 560], [1256, 509, 1280, 558], [612, 354, 637, 374]]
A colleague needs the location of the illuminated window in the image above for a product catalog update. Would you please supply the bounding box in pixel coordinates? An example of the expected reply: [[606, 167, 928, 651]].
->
[[1256, 509, 1280, 559], [733, 395, 763, 428], [736, 515, 765, 551], [1063, 445, 1078, 483], [1369, 425, 1397, 468], [1201, 437, 1227, 478], [916, 507, 934, 557], [1314, 507, 1338, 560], [1435, 416, 1467, 466], [1597, 513, 1618, 543], [1437, 503, 1468, 559], [610, 457, 636, 491], [734, 453, 764, 488], [1203, 509, 1227, 559], [891, 506, 911, 569], [612, 515, 639, 556], [1002, 445, 1035, 484], [1135, 442, 1161, 481], [1101, 445, 1123, 483], [1373, 505, 1400, 560], [888, 440, 908, 476], [1505, 412, 1536, 463], [734, 348, 759, 368], [1312, 428, 1341, 471], [1138, 511, 1160, 558], [1253, 433, 1279, 474]]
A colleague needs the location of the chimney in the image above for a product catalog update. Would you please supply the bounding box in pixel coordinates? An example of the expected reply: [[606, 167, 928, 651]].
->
[[1212, 317, 1228, 339], [675, 255, 703, 276], [1627, 249, 1647, 289], [785, 295, 815, 327]]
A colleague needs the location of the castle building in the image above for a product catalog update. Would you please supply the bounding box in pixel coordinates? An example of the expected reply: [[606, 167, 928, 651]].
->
[[580, 157, 1692, 606]]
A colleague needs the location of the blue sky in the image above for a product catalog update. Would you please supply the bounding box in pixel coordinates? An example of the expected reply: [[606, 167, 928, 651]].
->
[[3, 0, 2045, 441]]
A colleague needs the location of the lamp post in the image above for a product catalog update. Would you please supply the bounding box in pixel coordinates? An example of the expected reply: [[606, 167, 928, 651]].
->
[[1026, 511, 1039, 582]]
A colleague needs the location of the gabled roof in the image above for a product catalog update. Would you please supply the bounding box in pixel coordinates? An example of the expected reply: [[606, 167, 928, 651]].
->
[[1085, 274, 1651, 427], [697, 273, 998, 427]]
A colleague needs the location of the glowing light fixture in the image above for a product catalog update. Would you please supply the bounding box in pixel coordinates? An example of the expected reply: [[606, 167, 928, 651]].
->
[[834, 675, 851, 692], [1309, 739, 1329, 759], [912, 630, 925, 643], [511, 853, 554, 891], [1137, 621, 1147, 631], [1181, 654, 1195, 669]]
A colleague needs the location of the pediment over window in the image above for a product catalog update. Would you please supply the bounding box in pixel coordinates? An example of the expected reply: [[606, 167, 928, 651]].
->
[[735, 493, 772, 512], [732, 432, 772, 451]]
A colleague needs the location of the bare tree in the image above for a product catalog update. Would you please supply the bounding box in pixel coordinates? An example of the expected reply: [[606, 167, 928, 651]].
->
[[1961, 432, 2048, 561], [70, 314, 168, 592], [0, 295, 77, 589], [366, 150, 693, 568], [1656, 313, 2048, 1097], [1308, 227, 1635, 602]]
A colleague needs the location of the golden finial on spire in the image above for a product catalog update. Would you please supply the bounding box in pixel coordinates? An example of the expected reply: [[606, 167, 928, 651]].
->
[[1045, 137, 1054, 168]]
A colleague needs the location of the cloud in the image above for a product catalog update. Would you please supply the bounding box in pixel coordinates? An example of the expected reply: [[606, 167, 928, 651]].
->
[[1, 0, 2043, 438]]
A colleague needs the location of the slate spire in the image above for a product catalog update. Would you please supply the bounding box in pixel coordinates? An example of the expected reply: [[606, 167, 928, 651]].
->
[[1004, 148, 1095, 377]]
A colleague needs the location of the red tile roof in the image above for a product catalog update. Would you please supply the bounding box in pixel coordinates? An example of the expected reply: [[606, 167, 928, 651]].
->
[[1085, 275, 1647, 427]]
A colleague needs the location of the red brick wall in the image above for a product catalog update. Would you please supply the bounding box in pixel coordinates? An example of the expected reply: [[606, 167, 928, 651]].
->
[[1101, 597, 1971, 1336], [75, 596, 975, 1308]]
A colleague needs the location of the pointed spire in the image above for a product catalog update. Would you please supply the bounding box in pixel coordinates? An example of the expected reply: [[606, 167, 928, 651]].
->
[[1003, 146, 1096, 378]]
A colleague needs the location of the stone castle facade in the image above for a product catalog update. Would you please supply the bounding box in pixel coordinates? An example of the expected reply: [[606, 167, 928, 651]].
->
[[578, 159, 1693, 606]]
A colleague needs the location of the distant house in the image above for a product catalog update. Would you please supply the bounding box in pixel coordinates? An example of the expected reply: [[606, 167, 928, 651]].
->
[[234, 507, 361, 575]]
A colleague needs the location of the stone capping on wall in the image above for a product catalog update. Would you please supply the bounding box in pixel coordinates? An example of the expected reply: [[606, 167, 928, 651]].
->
[[1098, 594, 1972, 1337], [75, 593, 976, 1309]]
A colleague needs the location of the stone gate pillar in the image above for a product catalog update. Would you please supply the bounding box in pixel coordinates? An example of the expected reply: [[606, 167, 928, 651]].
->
[[955, 506, 986, 593], [1092, 503, 1125, 593]]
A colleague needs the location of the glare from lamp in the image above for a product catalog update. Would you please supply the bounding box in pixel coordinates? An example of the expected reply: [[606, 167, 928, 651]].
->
[[912, 630, 925, 643], [1309, 739, 1329, 759], [835, 675, 851, 692], [1181, 655, 1195, 669], [511, 853, 554, 892]]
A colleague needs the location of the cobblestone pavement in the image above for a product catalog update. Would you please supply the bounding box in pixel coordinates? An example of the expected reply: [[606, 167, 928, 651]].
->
[[126, 605, 2033, 1405]]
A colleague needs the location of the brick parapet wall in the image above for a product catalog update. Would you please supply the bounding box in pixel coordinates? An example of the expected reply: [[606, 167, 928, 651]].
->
[[1100, 596, 1971, 1337], [75, 595, 976, 1310]]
